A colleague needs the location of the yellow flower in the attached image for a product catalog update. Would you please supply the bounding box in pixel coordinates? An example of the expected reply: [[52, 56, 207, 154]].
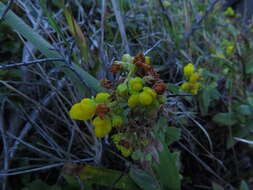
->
[[180, 82, 191, 90], [112, 115, 123, 127], [128, 93, 140, 107], [143, 87, 157, 99], [191, 82, 201, 89], [92, 117, 112, 138], [129, 77, 143, 92], [183, 63, 195, 77], [224, 7, 235, 17], [190, 88, 198, 95], [139, 91, 153, 105], [69, 103, 87, 120], [95, 92, 110, 103], [116, 84, 128, 96], [189, 73, 201, 83], [69, 98, 96, 120]]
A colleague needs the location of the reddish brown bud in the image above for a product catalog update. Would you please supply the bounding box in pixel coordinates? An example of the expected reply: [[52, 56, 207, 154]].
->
[[96, 104, 110, 119], [133, 52, 145, 65], [110, 63, 122, 73], [153, 81, 166, 94]]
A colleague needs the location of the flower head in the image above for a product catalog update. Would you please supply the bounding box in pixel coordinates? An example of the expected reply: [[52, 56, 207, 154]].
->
[[189, 73, 201, 83], [183, 63, 195, 77], [128, 93, 139, 107], [180, 82, 191, 91], [143, 87, 157, 99], [92, 116, 112, 138], [69, 103, 86, 120], [116, 84, 128, 96], [95, 92, 111, 103], [129, 77, 143, 92], [139, 91, 153, 105]]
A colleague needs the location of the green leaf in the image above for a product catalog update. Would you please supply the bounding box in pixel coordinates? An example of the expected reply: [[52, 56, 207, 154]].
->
[[153, 118, 181, 190], [129, 168, 161, 190], [245, 57, 253, 74], [78, 165, 140, 190], [199, 82, 219, 116], [0, 2, 105, 93], [212, 182, 224, 190], [240, 180, 249, 190], [166, 126, 181, 145], [153, 150, 181, 190], [236, 105, 252, 116], [213, 112, 237, 126]]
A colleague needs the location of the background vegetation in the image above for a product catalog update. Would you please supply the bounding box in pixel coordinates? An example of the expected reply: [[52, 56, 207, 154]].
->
[[1, 0, 253, 189]]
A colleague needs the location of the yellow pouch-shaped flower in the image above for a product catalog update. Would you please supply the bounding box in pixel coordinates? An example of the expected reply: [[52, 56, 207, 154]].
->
[[92, 117, 112, 138], [95, 92, 111, 103], [69, 103, 87, 120], [189, 73, 201, 83], [183, 63, 195, 77], [79, 98, 96, 120], [128, 93, 140, 107], [139, 91, 153, 105], [180, 82, 191, 90], [129, 77, 143, 92], [143, 87, 157, 99]]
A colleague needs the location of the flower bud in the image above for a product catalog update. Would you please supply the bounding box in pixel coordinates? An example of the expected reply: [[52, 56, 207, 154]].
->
[[92, 116, 112, 138], [117, 84, 128, 96], [95, 92, 111, 103], [128, 93, 140, 107], [78, 98, 97, 120], [139, 91, 153, 105], [189, 73, 200, 83], [129, 77, 143, 92], [69, 103, 87, 120], [183, 63, 195, 77]]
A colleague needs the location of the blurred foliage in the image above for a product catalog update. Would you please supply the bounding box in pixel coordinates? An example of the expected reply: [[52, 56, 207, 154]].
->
[[1, 0, 253, 189]]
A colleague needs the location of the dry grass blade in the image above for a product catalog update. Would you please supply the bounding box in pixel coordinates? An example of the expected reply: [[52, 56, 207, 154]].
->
[[111, 0, 130, 53]]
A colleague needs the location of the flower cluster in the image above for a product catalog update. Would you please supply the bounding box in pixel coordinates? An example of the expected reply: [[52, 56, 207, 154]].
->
[[69, 53, 167, 158], [180, 63, 202, 95], [69, 92, 123, 138]]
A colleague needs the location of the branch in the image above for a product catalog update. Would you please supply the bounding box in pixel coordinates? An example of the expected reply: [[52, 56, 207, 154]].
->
[[182, 0, 220, 44], [0, 58, 64, 70]]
